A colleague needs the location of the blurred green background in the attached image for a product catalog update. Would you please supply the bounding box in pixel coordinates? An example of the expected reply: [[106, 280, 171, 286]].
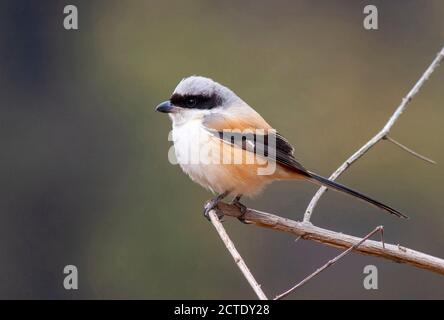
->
[[0, 0, 443, 299]]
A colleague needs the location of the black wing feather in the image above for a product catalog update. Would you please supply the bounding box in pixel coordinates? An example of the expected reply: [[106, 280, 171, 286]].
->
[[207, 128, 408, 219], [210, 129, 309, 175]]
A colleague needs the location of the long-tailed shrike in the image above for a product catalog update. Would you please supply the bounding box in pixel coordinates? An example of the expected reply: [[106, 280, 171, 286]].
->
[[156, 76, 407, 221]]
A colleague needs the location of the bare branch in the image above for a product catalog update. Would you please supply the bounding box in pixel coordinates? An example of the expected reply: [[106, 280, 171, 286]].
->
[[217, 202, 444, 275], [207, 47, 444, 300], [274, 226, 383, 300], [384, 136, 436, 164], [303, 46, 444, 222], [208, 210, 268, 300]]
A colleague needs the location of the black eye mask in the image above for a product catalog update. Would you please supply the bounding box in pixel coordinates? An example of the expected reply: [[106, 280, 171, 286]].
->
[[170, 93, 222, 110]]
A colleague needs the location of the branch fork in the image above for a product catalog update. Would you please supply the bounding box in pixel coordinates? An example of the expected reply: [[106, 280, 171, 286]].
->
[[207, 46, 444, 299]]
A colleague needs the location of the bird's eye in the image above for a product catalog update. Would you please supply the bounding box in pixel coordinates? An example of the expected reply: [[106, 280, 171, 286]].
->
[[185, 98, 197, 108]]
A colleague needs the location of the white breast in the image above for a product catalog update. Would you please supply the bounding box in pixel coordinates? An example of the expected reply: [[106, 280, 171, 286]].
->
[[172, 119, 219, 193], [171, 119, 276, 197]]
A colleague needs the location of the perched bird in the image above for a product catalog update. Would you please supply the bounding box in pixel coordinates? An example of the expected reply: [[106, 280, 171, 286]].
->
[[156, 76, 407, 221]]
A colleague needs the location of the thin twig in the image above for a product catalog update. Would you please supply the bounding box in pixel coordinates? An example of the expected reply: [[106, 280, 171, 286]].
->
[[217, 202, 444, 275], [208, 209, 268, 300], [274, 226, 384, 300], [303, 46, 444, 222], [384, 136, 436, 164], [207, 47, 444, 300], [380, 225, 385, 249]]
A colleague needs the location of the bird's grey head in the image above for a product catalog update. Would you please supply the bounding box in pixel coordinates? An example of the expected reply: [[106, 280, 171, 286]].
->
[[155, 76, 241, 122]]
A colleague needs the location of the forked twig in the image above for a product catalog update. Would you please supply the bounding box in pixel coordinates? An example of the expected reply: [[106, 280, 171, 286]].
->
[[274, 226, 384, 300], [206, 46, 444, 300], [303, 46, 444, 222], [217, 202, 444, 276], [384, 136, 436, 164]]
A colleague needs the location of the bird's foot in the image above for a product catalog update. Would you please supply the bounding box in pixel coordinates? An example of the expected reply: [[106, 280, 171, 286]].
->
[[203, 191, 229, 221], [203, 199, 224, 221]]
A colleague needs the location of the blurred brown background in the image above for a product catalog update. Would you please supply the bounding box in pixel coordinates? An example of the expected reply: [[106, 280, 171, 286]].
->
[[0, 0, 443, 299]]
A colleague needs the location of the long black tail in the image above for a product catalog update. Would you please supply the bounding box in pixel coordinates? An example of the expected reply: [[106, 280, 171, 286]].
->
[[308, 171, 408, 219]]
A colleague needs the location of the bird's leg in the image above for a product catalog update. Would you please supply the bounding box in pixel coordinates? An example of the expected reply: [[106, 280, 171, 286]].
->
[[204, 191, 229, 221], [231, 194, 246, 213], [231, 194, 250, 224]]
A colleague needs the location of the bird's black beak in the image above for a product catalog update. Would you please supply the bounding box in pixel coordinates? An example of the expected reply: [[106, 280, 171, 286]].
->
[[155, 100, 173, 113]]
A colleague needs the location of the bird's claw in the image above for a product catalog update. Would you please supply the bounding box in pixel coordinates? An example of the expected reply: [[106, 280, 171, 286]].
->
[[203, 200, 224, 221], [231, 200, 250, 224]]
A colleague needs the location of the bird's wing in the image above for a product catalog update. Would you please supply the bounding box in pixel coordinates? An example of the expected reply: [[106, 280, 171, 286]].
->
[[203, 113, 309, 176], [203, 112, 407, 218]]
